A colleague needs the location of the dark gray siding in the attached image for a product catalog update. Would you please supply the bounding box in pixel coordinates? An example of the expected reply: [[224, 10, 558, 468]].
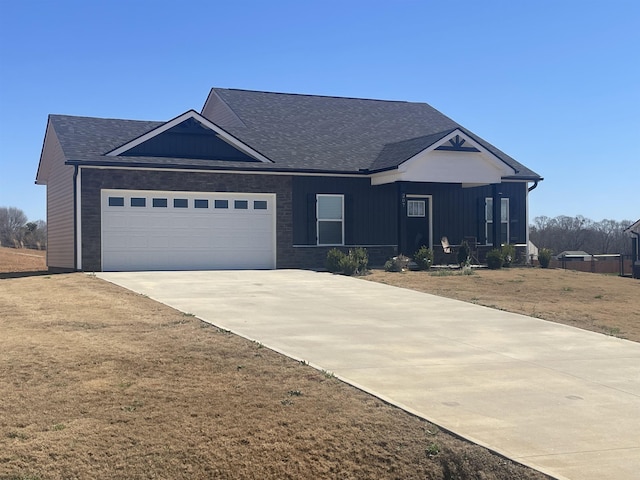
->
[[292, 176, 398, 246]]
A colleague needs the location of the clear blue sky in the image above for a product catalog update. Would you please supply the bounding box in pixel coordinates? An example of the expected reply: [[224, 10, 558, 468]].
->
[[1, 0, 638, 224]]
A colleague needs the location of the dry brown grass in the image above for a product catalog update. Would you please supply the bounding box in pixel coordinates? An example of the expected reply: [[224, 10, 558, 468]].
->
[[7, 248, 637, 479], [364, 267, 640, 342], [0, 273, 549, 480]]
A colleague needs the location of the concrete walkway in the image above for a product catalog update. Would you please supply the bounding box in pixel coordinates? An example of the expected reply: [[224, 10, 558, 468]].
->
[[98, 270, 640, 480]]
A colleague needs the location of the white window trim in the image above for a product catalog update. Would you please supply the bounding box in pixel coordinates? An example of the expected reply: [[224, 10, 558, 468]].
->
[[316, 194, 344, 246], [485, 197, 509, 245], [407, 199, 426, 217]]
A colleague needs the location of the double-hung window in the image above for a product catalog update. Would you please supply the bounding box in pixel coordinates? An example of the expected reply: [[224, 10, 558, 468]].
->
[[317, 194, 344, 245], [485, 197, 509, 245]]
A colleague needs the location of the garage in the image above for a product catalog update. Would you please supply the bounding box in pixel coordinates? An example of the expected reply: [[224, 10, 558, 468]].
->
[[101, 190, 276, 271]]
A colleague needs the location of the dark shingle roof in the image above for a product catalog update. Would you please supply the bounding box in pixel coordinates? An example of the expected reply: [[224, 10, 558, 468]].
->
[[46, 89, 542, 180]]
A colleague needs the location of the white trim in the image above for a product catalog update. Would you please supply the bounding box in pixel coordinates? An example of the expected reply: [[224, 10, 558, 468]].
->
[[407, 199, 425, 217], [401, 129, 516, 174], [406, 194, 433, 251], [316, 194, 344, 246], [525, 183, 530, 263], [76, 167, 82, 270], [105, 110, 273, 163]]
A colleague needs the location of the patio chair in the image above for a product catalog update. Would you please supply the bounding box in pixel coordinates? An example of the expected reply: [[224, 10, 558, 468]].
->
[[441, 236, 453, 254]]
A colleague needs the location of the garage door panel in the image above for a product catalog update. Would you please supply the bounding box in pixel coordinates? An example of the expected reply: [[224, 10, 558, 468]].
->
[[101, 190, 275, 271]]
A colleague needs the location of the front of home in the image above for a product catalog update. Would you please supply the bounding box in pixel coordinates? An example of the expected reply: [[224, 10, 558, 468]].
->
[[36, 88, 542, 272]]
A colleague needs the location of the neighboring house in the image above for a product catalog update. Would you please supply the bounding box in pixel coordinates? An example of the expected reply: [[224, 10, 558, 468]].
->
[[35, 88, 543, 272], [555, 251, 594, 261], [624, 219, 640, 278]]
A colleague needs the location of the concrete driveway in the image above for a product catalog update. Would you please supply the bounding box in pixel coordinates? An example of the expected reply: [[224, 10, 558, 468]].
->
[[97, 270, 640, 480]]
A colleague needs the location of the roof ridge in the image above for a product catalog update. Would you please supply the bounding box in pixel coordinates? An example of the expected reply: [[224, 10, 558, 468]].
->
[[49, 113, 165, 123], [214, 87, 417, 104]]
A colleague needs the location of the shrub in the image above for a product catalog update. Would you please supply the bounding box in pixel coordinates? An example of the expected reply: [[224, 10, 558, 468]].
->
[[339, 254, 359, 276], [486, 249, 503, 270], [349, 247, 369, 274], [384, 254, 410, 272], [325, 248, 346, 273], [501, 244, 515, 267], [325, 247, 369, 275], [413, 246, 434, 270], [539, 248, 552, 268], [457, 241, 470, 266]]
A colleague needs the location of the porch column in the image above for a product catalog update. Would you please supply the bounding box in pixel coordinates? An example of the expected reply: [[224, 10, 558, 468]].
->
[[492, 184, 501, 248]]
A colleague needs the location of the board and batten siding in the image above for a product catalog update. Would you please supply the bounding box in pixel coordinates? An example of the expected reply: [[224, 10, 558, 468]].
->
[[43, 124, 76, 270], [292, 176, 398, 246]]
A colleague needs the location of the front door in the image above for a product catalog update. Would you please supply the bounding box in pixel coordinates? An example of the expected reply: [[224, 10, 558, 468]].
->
[[404, 197, 430, 255]]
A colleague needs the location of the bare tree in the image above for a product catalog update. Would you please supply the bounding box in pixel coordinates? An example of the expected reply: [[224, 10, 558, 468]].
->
[[0, 207, 28, 247], [530, 215, 633, 255]]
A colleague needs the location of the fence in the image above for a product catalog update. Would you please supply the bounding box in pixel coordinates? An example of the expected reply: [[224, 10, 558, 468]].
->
[[547, 254, 634, 276]]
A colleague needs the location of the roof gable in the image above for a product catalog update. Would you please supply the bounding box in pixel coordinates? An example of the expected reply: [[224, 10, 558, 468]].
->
[[371, 129, 516, 185], [107, 110, 271, 163]]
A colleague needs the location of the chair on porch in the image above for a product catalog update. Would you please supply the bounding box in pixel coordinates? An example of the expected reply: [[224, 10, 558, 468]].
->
[[441, 236, 454, 254]]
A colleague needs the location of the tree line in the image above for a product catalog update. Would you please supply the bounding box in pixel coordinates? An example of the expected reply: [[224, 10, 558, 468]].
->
[[530, 215, 634, 255], [0, 207, 47, 250]]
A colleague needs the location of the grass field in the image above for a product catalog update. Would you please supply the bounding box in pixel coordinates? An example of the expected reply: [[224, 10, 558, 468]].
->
[[2, 246, 637, 479]]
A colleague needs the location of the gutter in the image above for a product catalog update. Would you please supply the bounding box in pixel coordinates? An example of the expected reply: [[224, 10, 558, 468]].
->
[[528, 180, 539, 192]]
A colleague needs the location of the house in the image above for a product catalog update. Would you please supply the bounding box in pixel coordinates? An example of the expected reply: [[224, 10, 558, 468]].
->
[[35, 88, 543, 272], [624, 219, 640, 278]]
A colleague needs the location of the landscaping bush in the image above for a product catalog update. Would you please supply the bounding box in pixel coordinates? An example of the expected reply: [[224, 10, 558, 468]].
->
[[486, 249, 504, 270], [538, 248, 552, 268], [325, 248, 346, 273], [457, 241, 470, 266], [339, 254, 359, 276], [501, 244, 515, 267], [326, 247, 369, 275], [384, 254, 410, 272], [413, 246, 434, 271], [349, 247, 369, 274]]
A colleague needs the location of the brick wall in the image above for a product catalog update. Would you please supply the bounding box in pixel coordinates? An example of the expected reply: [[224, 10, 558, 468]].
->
[[80, 168, 397, 271]]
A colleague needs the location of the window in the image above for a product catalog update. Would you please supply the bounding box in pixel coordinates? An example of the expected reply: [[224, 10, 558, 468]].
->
[[407, 200, 425, 217], [317, 194, 344, 245], [131, 197, 146, 207], [234, 200, 248, 209], [485, 198, 509, 244], [174, 198, 188, 208], [194, 199, 208, 209], [152, 198, 167, 208], [254, 200, 268, 210], [214, 200, 228, 209], [108, 197, 124, 207]]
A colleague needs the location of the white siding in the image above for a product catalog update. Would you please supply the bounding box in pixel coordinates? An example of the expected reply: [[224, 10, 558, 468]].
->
[[41, 123, 75, 269]]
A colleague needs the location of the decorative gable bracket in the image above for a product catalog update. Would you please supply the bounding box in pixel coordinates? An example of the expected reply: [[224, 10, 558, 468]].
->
[[435, 134, 480, 152]]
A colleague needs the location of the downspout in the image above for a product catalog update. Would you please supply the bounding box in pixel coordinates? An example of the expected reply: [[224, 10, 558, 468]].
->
[[526, 180, 539, 264], [72, 165, 78, 270]]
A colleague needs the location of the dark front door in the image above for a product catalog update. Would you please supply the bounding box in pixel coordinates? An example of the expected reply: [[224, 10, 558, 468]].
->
[[404, 197, 430, 255]]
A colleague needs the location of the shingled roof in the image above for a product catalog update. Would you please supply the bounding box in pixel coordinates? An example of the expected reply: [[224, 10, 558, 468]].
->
[[41, 88, 542, 180]]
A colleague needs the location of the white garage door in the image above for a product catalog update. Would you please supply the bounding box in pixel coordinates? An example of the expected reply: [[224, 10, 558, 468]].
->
[[101, 190, 276, 271]]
